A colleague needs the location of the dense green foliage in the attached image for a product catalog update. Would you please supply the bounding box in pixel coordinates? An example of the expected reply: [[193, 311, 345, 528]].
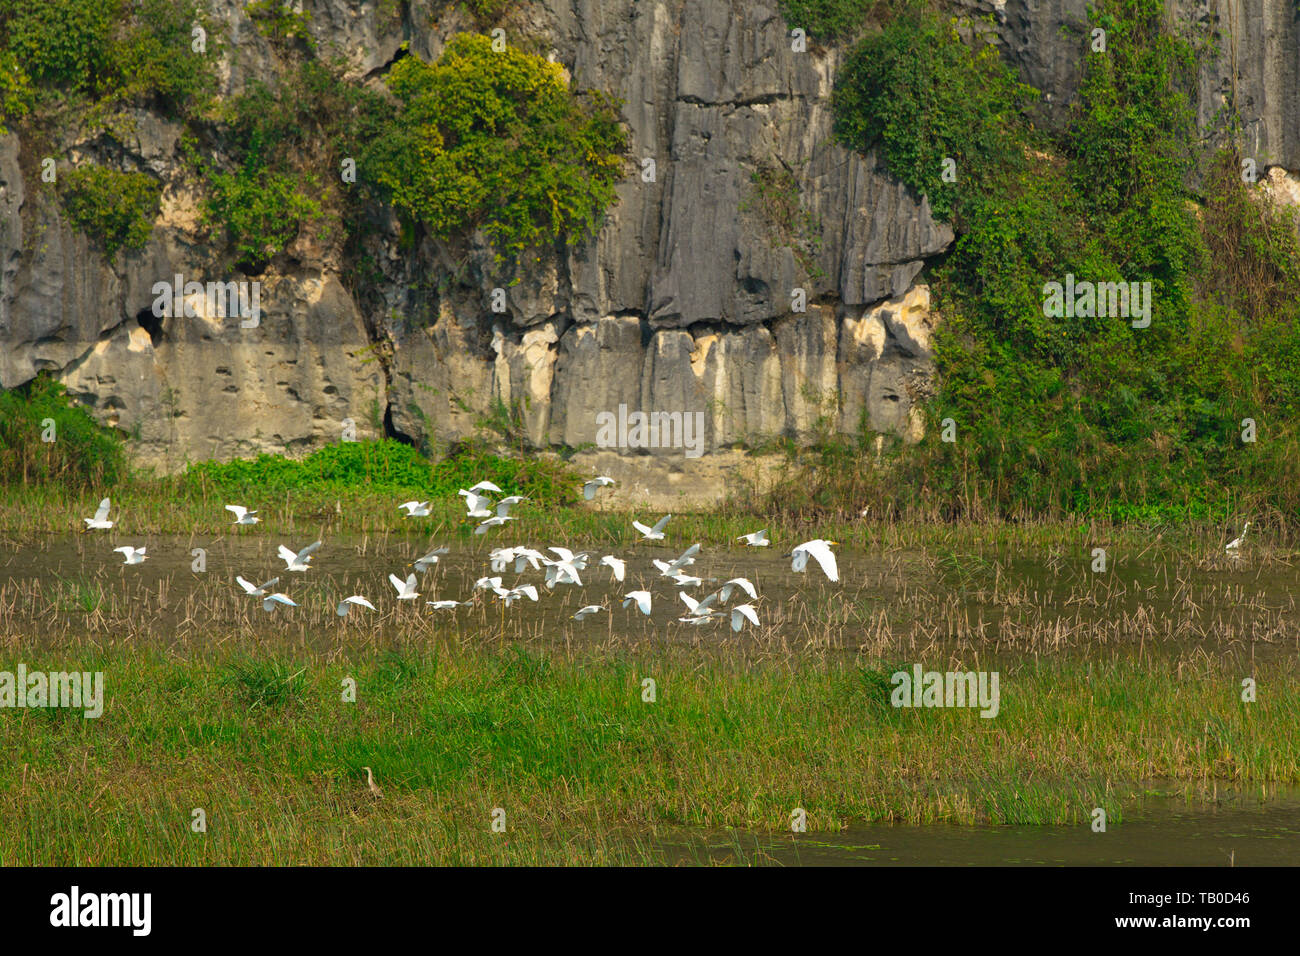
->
[[363, 34, 627, 254], [58, 164, 161, 256], [828, 0, 1300, 523], [778, 0, 880, 40], [0, 375, 126, 489], [245, 0, 314, 51], [181, 439, 579, 505], [832, 9, 1032, 221], [0, 0, 214, 250], [0, 0, 215, 113], [186, 57, 388, 271], [199, 162, 322, 273]]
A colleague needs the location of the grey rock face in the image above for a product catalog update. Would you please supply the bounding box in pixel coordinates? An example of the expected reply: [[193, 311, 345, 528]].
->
[[0, 0, 1295, 483]]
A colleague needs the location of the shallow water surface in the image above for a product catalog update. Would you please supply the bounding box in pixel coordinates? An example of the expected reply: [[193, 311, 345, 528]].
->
[[0, 532, 1294, 661], [667, 787, 1300, 866]]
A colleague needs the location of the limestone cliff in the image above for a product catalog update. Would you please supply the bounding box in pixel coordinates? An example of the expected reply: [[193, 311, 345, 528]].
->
[[0, 0, 1295, 496]]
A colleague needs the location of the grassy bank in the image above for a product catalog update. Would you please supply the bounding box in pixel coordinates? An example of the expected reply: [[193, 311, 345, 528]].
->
[[0, 643, 1293, 864]]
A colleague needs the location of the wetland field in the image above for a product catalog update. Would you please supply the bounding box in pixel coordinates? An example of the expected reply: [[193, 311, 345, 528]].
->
[[1, 497, 1296, 866]]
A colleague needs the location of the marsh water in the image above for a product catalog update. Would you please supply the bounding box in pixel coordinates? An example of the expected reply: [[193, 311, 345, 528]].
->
[[2, 531, 1297, 865], [2, 532, 1296, 661], [666, 785, 1300, 865]]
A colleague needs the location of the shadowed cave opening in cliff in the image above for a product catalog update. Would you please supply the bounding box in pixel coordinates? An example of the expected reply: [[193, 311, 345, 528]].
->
[[135, 308, 163, 348], [383, 404, 418, 449]]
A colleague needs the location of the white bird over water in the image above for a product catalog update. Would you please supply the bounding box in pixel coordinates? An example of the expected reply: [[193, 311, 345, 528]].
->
[[655, 543, 701, 577], [278, 541, 322, 572], [1226, 521, 1251, 552], [495, 496, 527, 517], [633, 514, 672, 541], [337, 595, 376, 617], [730, 604, 760, 633], [543, 547, 584, 587], [667, 571, 708, 588], [113, 545, 147, 565], [582, 476, 615, 500], [389, 573, 419, 600], [573, 604, 606, 621], [789, 539, 839, 582], [622, 590, 652, 615], [83, 497, 113, 531], [737, 529, 769, 547], [236, 575, 279, 597], [412, 547, 449, 572], [261, 593, 297, 613], [475, 515, 515, 535], [513, 548, 546, 572], [679, 591, 720, 619], [398, 500, 431, 517], [489, 547, 518, 573], [599, 555, 626, 582], [426, 599, 467, 610], [717, 577, 758, 603], [225, 505, 259, 525], [502, 584, 539, 607], [458, 489, 494, 519]]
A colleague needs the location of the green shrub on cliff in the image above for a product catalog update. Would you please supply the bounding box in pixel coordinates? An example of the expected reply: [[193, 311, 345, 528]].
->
[[0, 0, 215, 116], [0, 0, 114, 94], [778, 0, 881, 42], [59, 164, 161, 256], [200, 161, 323, 273], [832, 10, 1033, 222], [363, 34, 627, 255], [0, 375, 126, 489]]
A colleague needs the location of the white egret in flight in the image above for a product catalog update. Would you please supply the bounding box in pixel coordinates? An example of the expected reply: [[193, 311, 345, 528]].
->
[[337, 596, 376, 617], [789, 539, 839, 582], [717, 578, 758, 603], [389, 573, 419, 600], [236, 575, 279, 597], [633, 514, 672, 541], [730, 604, 760, 632], [458, 489, 494, 519], [475, 515, 515, 535], [737, 530, 769, 547], [83, 498, 113, 531], [426, 599, 467, 610], [112, 545, 147, 565], [582, 476, 615, 500], [225, 505, 259, 525], [278, 541, 322, 571], [261, 593, 297, 612], [412, 547, 449, 572], [599, 555, 626, 582]]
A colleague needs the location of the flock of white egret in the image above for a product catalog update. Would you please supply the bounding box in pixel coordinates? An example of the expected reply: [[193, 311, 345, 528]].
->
[[78, 476, 842, 631]]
